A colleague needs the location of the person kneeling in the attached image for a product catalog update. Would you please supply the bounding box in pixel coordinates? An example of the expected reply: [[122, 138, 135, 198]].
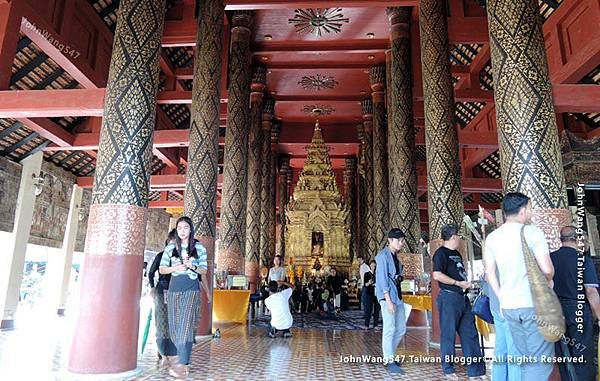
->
[[265, 280, 294, 338]]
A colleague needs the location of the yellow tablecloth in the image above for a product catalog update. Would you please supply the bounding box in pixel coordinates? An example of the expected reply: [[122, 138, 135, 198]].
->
[[403, 295, 432, 311], [212, 290, 250, 324], [402, 294, 494, 339]]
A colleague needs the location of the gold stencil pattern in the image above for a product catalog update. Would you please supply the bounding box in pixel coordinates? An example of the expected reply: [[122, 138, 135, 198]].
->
[[92, 0, 166, 206], [370, 65, 389, 250], [344, 157, 357, 261], [531, 208, 572, 252], [419, 0, 465, 239], [259, 102, 274, 268], [386, 7, 420, 252], [218, 11, 253, 274], [487, 0, 568, 209], [245, 65, 266, 268], [278, 156, 291, 258], [85, 204, 147, 256], [184, 0, 224, 239]]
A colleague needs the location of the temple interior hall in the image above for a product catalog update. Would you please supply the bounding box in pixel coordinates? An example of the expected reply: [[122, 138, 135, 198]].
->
[[0, 0, 599, 380]]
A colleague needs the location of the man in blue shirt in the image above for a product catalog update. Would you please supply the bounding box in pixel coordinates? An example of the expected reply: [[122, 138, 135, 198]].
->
[[551, 226, 600, 381], [375, 228, 407, 374]]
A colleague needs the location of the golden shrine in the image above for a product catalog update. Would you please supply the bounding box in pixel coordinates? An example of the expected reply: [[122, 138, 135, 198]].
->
[[285, 120, 351, 272]]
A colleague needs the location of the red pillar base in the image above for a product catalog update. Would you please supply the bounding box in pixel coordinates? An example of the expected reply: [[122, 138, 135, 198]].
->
[[68, 254, 143, 374]]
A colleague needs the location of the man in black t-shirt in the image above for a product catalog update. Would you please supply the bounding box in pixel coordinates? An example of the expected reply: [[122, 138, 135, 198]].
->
[[432, 224, 485, 380], [551, 226, 600, 381]]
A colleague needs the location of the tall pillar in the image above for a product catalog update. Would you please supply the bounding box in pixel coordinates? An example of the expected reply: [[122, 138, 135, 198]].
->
[[386, 7, 421, 253], [487, 0, 570, 248], [69, 0, 166, 374], [45, 184, 83, 316], [0, 151, 43, 329], [277, 155, 291, 259], [259, 99, 275, 268], [268, 123, 281, 263], [357, 124, 368, 260], [370, 65, 389, 250], [362, 100, 377, 259], [245, 64, 266, 291], [218, 11, 253, 274], [419, 0, 465, 345], [184, 0, 224, 336], [344, 157, 357, 262]]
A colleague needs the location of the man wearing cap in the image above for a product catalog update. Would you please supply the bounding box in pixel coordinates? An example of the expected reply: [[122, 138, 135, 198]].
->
[[433, 223, 486, 380], [550, 226, 600, 381], [375, 228, 407, 374]]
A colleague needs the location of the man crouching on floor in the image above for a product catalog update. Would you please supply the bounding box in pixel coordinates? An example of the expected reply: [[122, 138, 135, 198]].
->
[[265, 280, 295, 338]]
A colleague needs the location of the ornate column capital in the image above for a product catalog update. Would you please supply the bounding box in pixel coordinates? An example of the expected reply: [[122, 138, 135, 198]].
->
[[279, 154, 290, 173], [386, 7, 411, 40], [369, 65, 386, 102], [271, 120, 281, 150], [250, 64, 267, 102], [262, 97, 275, 130], [231, 10, 252, 40], [361, 99, 373, 132]]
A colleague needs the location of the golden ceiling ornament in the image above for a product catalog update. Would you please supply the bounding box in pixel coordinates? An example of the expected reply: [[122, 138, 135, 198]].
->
[[288, 8, 350, 37], [302, 104, 335, 115], [284, 119, 351, 273], [298, 74, 339, 91]]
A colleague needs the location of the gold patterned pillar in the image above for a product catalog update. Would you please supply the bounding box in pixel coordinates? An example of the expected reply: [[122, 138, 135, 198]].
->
[[184, 0, 224, 336], [357, 124, 368, 260], [68, 0, 166, 374], [370, 65, 389, 250], [218, 11, 253, 274], [259, 99, 275, 268], [268, 122, 281, 263], [419, 0, 465, 344], [362, 100, 377, 259], [344, 157, 358, 262], [244, 64, 266, 291], [386, 7, 421, 253], [278, 155, 290, 259], [487, 0, 570, 249]]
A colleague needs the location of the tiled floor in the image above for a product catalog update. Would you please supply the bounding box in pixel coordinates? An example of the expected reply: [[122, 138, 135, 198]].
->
[[137, 324, 486, 381], [0, 309, 495, 380]]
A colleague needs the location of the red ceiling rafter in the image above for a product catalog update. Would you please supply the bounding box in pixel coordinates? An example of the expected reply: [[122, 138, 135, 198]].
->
[[2, 85, 597, 119]]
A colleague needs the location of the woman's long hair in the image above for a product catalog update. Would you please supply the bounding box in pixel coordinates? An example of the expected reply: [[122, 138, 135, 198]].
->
[[173, 216, 198, 259]]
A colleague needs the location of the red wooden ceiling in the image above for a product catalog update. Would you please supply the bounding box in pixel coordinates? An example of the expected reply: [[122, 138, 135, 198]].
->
[[252, 7, 393, 164]]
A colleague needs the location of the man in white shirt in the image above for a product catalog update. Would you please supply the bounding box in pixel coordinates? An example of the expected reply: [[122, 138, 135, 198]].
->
[[264, 280, 294, 338], [485, 192, 555, 379], [358, 256, 370, 310]]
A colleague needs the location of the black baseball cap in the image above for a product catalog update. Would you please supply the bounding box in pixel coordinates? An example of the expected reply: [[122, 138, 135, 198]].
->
[[388, 228, 406, 239]]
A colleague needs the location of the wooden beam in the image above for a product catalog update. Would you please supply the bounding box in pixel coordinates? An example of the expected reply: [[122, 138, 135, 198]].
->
[[3, 84, 598, 119], [164, 14, 486, 47], [417, 177, 502, 193], [223, 0, 418, 10], [17, 117, 74, 147], [0, 89, 104, 117], [79, 174, 501, 193], [0, 1, 23, 89], [552, 84, 600, 113], [20, 15, 98, 89]]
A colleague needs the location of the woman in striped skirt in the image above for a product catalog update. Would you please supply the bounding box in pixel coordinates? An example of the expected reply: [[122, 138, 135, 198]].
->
[[147, 229, 178, 366], [159, 216, 208, 378]]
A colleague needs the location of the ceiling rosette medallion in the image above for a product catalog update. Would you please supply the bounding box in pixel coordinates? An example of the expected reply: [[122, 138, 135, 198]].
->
[[288, 8, 350, 37], [298, 74, 339, 91], [302, 104, 335, 116]]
